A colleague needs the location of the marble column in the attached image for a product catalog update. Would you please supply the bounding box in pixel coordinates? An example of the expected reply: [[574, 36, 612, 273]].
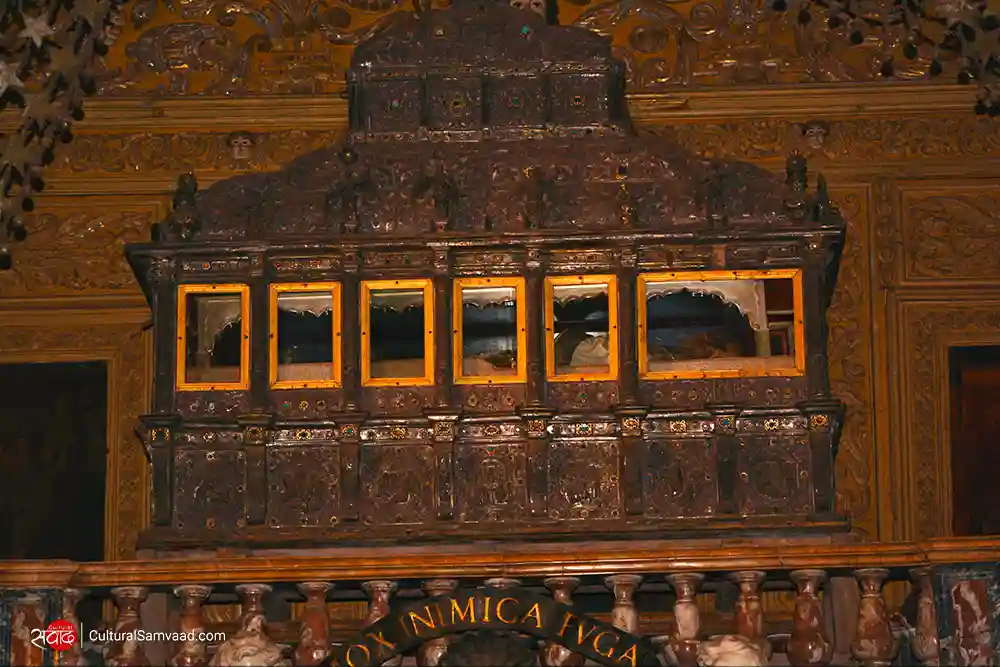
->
[[171, 584, 211, 667]]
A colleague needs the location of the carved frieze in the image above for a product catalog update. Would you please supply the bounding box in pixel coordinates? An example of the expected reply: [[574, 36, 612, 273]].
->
[[644, 437, 718, 518], [96, 0, 959, 97], [903, 191, 1000, 282], [0, 201, 163, 297]]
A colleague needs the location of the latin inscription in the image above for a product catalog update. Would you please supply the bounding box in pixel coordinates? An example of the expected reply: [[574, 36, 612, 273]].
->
[[326, 588, 655, 667]]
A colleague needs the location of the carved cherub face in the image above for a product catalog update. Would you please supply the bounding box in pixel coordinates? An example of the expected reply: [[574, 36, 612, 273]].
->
[[801, 121, 830, 150], [510, 0, 546, 18], [227, 132, 255, 161]]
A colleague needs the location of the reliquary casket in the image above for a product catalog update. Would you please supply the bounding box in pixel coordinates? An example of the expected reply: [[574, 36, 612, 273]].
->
[[127, 1, 849, 550]]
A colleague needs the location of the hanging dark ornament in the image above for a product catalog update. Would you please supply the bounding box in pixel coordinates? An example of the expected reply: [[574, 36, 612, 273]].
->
[[798, 9, 811, 25], [850, 30, 864, 44], [6, 217, 27, 242], [975, 99, 989, 114], [70, 107, 85, 121], [880, 59, 895, 77], [30, 176, 45, 192], [903, 40, 918, 59], [983, 14, 999, 31], [989, 104, 1000, 117], [929, 59, 943, 76], [94, 41, 109, 56], [0, 247, 12, 271], [21, 197, 34, 212], [771, 0, 787, 11], [957, 68, 975, 84]]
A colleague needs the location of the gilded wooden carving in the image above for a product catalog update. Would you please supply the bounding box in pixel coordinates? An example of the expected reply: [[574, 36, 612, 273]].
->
[[95, 0, 961, 97], [903, 190, 1000, 282]]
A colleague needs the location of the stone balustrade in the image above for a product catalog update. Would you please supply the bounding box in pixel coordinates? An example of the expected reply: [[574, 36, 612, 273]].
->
[[2, 537, 999, 666]]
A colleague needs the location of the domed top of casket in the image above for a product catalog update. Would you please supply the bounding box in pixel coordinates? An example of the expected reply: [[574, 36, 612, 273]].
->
[[154, 1, 841, 245]]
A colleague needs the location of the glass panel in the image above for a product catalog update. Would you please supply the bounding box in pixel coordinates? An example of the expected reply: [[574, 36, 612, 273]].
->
[[368, 288, 427, 379], [643, 277, 796, 373], [552, 282, 612, 376], [459, 285, 519, 379], [184, 292, 243, 384], [276, 291, 335, 383]]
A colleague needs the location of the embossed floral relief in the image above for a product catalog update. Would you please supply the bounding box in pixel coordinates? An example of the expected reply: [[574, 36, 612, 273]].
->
[[826, 187, 875, 540], [0, 199, 166, 298], [94, 0, 957, 97], [903, 191, 1000, 282], [656, 117, 1000, 163], [47, 131, 343, 178]]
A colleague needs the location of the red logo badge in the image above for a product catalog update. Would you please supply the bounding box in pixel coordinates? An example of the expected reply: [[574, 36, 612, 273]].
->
[[31, 620, 77, 651]]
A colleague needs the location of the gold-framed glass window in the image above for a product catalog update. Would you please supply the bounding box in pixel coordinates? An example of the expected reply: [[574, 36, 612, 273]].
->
[[545, 274, 619, 382], [269, 282, 342, 389], [362, 279, 435, 387], [637, 269, 805, 379], [176, 284, 250, 391], [453, 277, 526, 385]]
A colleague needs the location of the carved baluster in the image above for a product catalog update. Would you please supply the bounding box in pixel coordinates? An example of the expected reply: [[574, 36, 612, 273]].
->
[[731, 571, 771, 659], [213, 584, 287, 667], [484, 578, 520, 590], [542, 578, 584, 667], [788, 570, 833, 667], [61, 588, 89, 666], [417, 579, 459, 667], [665, 573, 703, 667], [850, 569, 898, 667], [171, 585, 211, 667], [10, 593, 45, 667], [106, 586, 150, 667], [606, 575, 642, 634], [363, 581, 401, 667], [295, 582, 333, 667], [910, 567, 940, 667]]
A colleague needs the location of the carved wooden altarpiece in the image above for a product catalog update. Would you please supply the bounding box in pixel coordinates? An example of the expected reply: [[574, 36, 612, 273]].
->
[[126, 0, 849, 550]]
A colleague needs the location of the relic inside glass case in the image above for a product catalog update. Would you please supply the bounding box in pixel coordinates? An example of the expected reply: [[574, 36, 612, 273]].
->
[[270, 283, 341, 388], [177, 284, 249, 390], [546, 276, 619, 381], [638, 270, 804, 378], [454, 278, 526, 384], [362, 280, 434, 385]]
